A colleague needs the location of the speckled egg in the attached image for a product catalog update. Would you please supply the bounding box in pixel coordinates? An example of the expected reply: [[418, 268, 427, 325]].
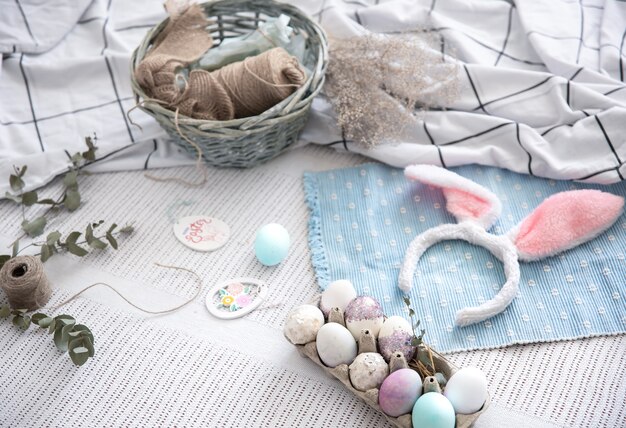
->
[[320, 280, 357, 316], [412, 392, 456, 428], [348, 352, 389, 392], [316, 323, 357, 368], [444, 367, 488, 414], [378, 368, 423, 417], [344, 296, 384, 340], [283, 305, 325, 345], [378, 316, 416, 363], [254, 223, 290, 266]]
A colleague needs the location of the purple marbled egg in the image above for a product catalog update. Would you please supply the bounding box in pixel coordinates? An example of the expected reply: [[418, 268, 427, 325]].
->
[[344, 296, 384, 340], [378, 316, 416, 362], [379, 368, 423, 417]]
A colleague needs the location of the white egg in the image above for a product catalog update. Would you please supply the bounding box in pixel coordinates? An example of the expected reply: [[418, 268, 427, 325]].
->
[[378, 316, 416, 362], [444, 367, 488, 414], [344, 296, 385, 340], [320, 280, 357, 316], [283, 305, 325, 345], [349, 352, 389, 391], [316, 323, 357, 368]]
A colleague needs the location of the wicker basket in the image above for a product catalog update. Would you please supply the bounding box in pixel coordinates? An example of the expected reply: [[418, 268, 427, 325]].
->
[[130, 0, 328, 168]]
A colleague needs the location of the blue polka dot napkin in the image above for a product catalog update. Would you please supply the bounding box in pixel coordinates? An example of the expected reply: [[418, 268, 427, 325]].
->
[[304, 163, 626, 353]]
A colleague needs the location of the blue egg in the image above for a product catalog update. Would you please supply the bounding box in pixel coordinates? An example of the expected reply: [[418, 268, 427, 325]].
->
[[254, 223, 290, 266], [412, 392, 456, 428]]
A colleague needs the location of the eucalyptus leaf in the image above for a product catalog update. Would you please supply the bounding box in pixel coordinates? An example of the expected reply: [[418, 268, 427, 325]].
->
[[107, 223, 118, 234], [37, 317, 53, 328], [9, 174, 24, 192], [69, 346, 90, 366], [55, 315, 76, 326], [88, 237, 107, 250], [46, 231, 62, 245], [64, 189, 81, 211], [21, 216, 47, 237], [67, 242, 88, 257], [40, 244, 53, 262], [0, 255, 9, 270], [37, 198, 57, 205], [47, 319, 57, 334], [63, 171, 79, 190], [0, 306, 10, 318], [54, 323, 74, 352], [73, 346, 88, 354], [83, 335, 95, 357], [31, 313, 47, 323], [17, 165, 27, 177], [119, 225, 134, 234], [21, 191, 38, 206], [65, 231, 81, 245], [11, 240, 19, 258], [73, 325, 94, 344], [105, 232, 118, 250], [4, 192, 22, 203], [85, 224, 94, 244]]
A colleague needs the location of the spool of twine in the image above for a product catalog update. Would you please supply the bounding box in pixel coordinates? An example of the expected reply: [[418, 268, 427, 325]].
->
[[0, 256, 52, 311]]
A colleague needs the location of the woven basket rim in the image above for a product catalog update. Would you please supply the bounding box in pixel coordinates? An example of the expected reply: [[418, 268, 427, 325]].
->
[[129, 0, 328, 130]]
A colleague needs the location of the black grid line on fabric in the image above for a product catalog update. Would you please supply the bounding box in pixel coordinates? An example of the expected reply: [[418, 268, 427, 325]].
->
[[423, 122, 446, 167], [472, 76, 555, 111], [15, 0, 36, 45], [514, 122, 534, 176], [540, 123, 573, 137], [421, 27, 544, 66], [0, 97, 134, 126], [78, 17, 105, 24], [439, 122, 513, 146], [100, 0, 113, 55], [314, 0, 331, 24], [144, 140, 158, 169], [464, 65, 487, 114], [575, 164, 624, 181], [604, 86, 626, 96], [429, 0, 437, 14], [566, 67, 584, 105], [526, 30, 600, 51], [104, 56, 135, 143], [594, 115, 624, 179], [576, 0, 585, 64], [619, 30, 626, 82], [18, 54, 44, 152], [494, 3, 514, 67], [354, 9, 362, 25], [116, 24, 159, 32]]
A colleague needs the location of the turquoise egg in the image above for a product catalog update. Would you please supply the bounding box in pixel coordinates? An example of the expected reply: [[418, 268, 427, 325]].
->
[[254, 223, 290, 266], [412, 392, 456, 428]]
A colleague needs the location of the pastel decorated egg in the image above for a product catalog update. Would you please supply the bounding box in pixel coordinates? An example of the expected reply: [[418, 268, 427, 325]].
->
[[412, 392, 456, 428], [348, 352, 389, 392], [254, 223, 290, 266], [379, 368, 423, 417], [316, 323, 357, 368], [283, 305, 325, 345], [344, 296, 384, 340], [444, 367, 488, 414], [320, 280, 357, 316], [378, 316, 416, 362]]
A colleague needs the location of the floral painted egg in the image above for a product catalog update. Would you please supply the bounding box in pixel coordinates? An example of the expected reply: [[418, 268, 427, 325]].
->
[[344, 296, 384, 340], [348, 352, 389, 392], [283, 305, 325, 345], [378, 316, 416, 362], [444, 367, 488, 414], [412, 392, 456, 428], [320, 280, 357, 316], [316, 323, 357, 368], [379, 368, 423, 417]]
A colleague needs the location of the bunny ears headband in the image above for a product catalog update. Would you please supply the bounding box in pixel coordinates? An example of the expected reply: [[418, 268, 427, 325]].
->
[[399, 165, 624, 327]]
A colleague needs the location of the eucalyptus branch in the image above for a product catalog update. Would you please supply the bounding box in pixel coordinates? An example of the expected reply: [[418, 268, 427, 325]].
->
[[402, 295, 426, 347], [0, 306, 94, 366]]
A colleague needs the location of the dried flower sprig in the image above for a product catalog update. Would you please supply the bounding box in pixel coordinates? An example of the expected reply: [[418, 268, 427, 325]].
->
[[324, 33, 459, 147], [0, 306, 94, 366]]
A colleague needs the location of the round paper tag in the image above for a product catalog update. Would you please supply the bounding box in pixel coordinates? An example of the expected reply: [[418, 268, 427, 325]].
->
[[173, 215, 230, 252], [206, 278, 268, 320]]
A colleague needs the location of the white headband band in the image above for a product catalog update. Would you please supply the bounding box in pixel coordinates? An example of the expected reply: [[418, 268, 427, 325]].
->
[[399, 165, 624, 327]]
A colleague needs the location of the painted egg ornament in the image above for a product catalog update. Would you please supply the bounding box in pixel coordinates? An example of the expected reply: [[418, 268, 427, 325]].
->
[[378, 316, 416, 362], [344, 296, 384, 340], [412, 392, 456, 428], [283, 305, 325, 345], [378, 368, 423, 417], [254, 223, 290, 266], [319, 279, 357, 316], [348, 352, 389, 392], [316, 323, 357, 368], [444, 367, 488, 414]]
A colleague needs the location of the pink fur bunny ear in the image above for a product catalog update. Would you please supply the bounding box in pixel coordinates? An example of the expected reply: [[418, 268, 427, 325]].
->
[[510, 190, 624, 261], [405, 165, 502, 230]]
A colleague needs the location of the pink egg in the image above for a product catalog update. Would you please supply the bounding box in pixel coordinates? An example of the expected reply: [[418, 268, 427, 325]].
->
[[379, 368, 423, 417]]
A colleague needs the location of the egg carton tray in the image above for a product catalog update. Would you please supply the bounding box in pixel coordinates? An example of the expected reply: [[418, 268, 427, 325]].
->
[[295, 337, 489, 428]]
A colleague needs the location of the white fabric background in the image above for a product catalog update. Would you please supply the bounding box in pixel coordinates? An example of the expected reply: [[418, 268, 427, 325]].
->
[[1, 0, 626, 197], [0, 146, 624, 427]]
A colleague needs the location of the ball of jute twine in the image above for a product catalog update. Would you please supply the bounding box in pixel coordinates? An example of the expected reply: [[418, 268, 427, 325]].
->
[[0, 256, 52, 311]]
